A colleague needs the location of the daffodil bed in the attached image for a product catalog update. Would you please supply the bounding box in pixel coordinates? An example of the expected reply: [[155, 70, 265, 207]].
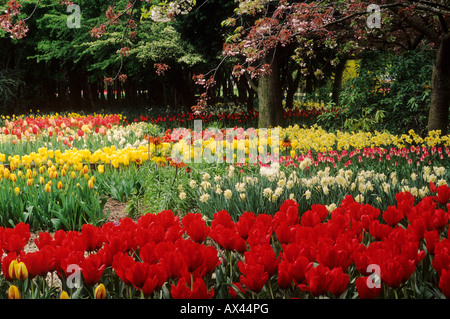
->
[[0, 110, 449, 299]]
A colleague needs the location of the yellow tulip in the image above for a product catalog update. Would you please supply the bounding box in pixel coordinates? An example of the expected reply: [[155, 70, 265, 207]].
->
[[15, 262, 28, 281], [44, 182, 52, 193], [97, 165, 104, 174], [8, 285, 20, 299], [57, 181, 63, 189], [8, 260, 19, 280], [60, 290, 70, 299], [14, 187, 20, 196], [94, 284, 106, 299]]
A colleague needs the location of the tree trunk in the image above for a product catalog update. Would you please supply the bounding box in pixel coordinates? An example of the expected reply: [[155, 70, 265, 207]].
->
[[285, 69, 301, 110], [331, 58, 347, 106], [428, 33, 450, 135], [258, 50, 284, 128]]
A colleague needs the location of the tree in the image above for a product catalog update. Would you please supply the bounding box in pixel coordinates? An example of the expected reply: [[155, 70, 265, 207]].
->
[[2, 0, 449, 133]]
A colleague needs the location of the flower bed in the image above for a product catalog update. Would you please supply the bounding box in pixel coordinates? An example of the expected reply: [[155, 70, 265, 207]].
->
[[1, 186, 449, 299]]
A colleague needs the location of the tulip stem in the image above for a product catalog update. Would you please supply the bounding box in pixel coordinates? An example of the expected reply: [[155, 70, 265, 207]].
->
[[228, 251, 233, 281], [268, 280, 274, 299]]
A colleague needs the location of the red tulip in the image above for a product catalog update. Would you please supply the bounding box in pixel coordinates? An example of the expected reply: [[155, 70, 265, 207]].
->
[[380, 256, 414, 289], [2, 252, 18, 281], [182, 213, 209, 243], [431, 208, 449, 231], [159, 250, 185, 280], [175, 239, 204, 274], [211, 210, 235, 230], [277, 260, 293, 289], [1, 223, 30, 254], [355, 276, 382, 299], [234, 211, 256, 240], [316, 238, 352, 271], [112, 252, 135, 286], [80, 253, 105, 286], [369, 220, 393, 241], [81, 224, 104, 252], [19, 247, 54, 279], [328, 267, 350, 297], [298, 263, 333, 297], [433, 239, 450, 275], [238, 261, 269, 293], [435, 185, 450, 205], [424, 230, 440, 255], [439, 268, 450, 298], [171, 277, 214, 299], [395, 191, 415, 217], [244, 244, 279, 276], [382, 206, 404, 226]]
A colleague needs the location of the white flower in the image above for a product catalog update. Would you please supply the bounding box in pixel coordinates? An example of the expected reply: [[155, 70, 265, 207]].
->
[[179, 192, 187, 200], [326, 203, 337, 213], [263, 188, 273, 198], [224, 189, 233, 199], [355, 194, 364, 203], [201, 181, 211, 190], [303, 190, 311, 200], [215, 186, 223, 195], [419, 186, 428, 198], [274, 187, 283, 197], [199, 194, 210, 203], [189, 180, 197, 188], [235, 182, 246, 192], [203, 172, 211, 181], [240, 193, 246, 201], [299, 157, 312, 170], [433, 166, 445, 177], [437, 179, 447, 186], [286, 180, 294, 189]]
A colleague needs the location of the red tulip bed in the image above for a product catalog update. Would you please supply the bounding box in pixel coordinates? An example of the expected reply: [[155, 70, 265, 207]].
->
[[1, 184, 449, 300]]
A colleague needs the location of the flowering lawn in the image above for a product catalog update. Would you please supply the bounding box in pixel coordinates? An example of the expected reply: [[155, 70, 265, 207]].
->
[[0, 110, 448, 299]]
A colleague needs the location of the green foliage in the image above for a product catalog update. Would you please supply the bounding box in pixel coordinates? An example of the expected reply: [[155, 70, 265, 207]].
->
[[339, 49, 433, 134], [132, 23, 204, 68]]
